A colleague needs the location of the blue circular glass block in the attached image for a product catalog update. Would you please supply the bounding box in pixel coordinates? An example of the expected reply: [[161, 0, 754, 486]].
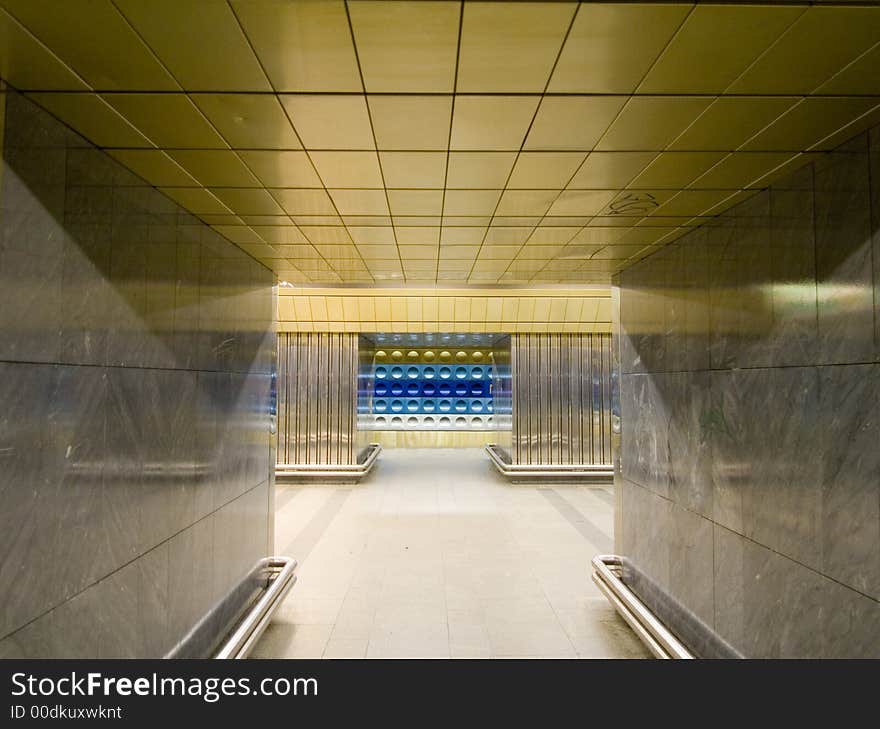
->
[[438, 399, 452, 412], [470, 382, 485, 397], [374, 399, 388, 413], [471, 366, 484, 380], [470, 400, 484, 413], [454, 382, 469, 396], [375, 381, 389, 396], [390, 399, 404, 413], [390, 366, 404, 379], [406, 382, 420, 396], [406, 366, 419, 379], [390, 382, 404, 396], [454, 399, 468, 412], [454, 366, 467, 380], [423, 366, 436, 380], [439, 366, 452, 380], [375, 366, 388, 379], [423, 382, 437, 397], [406, 399, 419, 412], [487, 401, 494, 413], [422, 399, 436, 412], [438, 382, 452, 396]]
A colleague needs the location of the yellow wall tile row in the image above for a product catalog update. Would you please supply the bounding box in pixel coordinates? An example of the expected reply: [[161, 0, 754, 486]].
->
[[277, 287, 612, 334]]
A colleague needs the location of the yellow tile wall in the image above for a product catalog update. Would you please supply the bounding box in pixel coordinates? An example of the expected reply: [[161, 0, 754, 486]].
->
[[277, 287, 612, 333]]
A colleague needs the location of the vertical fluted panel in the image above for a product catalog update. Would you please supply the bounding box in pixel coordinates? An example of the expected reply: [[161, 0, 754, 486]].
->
[[276, 333, 358, 465], [512, 333, 613, 466]]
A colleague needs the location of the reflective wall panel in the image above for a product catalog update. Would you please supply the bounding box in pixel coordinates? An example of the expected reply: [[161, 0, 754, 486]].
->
[[512, 333, 613, 465], [0, 90, 275, 658], [276, 332, 358, 465], [616, 126, 880, 658]]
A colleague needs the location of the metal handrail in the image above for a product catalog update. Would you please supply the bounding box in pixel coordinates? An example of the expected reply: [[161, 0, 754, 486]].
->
[[591, 554, 694, 660], [485, 444, 614, 478], [275, 443, 381, 478], [214, 556, 297, 660]]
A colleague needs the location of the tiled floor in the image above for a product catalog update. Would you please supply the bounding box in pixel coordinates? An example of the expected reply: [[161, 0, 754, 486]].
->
[[250, 448, 650, 659]]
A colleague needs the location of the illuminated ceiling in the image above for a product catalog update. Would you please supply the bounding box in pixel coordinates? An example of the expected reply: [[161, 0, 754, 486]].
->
[[1, 1, 879, 286]]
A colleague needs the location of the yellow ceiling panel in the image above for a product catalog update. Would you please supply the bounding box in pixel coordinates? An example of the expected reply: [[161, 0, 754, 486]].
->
[[102, 94, 227, 148], [241, 215, 289, 227], [439, 244, 479, 258], [495, 189, 557, 217], [210, 187, 286, 216], [396, 227, 439, 245], [230, 0, 361, 92], [639, 4, 803, 94], [328, 189, 389, 216], [668, 97, 799, 151], [387, 190, 444, 215], [191, 94, 301, 149], [446, 152, 517, 188], [306, 228, 352, 246], [159, 187, 232, 214], [1, 0, 177, 90], [269, 188, 336, 216], [450, 96, 540, 150], [280, 95, 374, 149], [442, 189, 502, 216], [614, 227, 679, 245], [652, 190, 735, 217], [238, 151, 321, 187], [457, 2, 575, 92], [379, 152, 447, 188], [0, 9, 88, 90], [741, 97, 880, 152], [548, 190, 616, 217], [357, 244, 399, 260], [628, 152, 726, 189], [253, 226, 308, 246], [309, 151, 384, 187], [344, 215, 392, 227], [507, 152, 586, 189], [524, 96, 627, 151], [570, 227, 626, 244], [729, 6, 880, 94], [26, 92, 152, 147], [817, 42, 880, 95], [115, 0, 270, 91], [167, 150, 259, 187], [548, 3, 688, 93], [525, 227, 579, 245], [596, 97, 713, 151], [368, 95, 452, 150], [483, 227, 531, 246], [690, 152, 799, 190], [443, 216, 491, 227], [440, 227, 486, 245], [349, 227, 397, 245], [479, 245, 521, 260], [398, 245, 437, 261], [590, 245, 647, 260], [567, 152, 657, 189], [108, 149, 197, 186], [348, 1, 459, 92]]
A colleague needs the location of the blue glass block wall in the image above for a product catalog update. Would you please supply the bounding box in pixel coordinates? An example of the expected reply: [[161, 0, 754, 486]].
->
[[369, 348, 495, 430]]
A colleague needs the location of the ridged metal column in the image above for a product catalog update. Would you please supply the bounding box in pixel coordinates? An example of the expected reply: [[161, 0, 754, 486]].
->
[[512, 333, 613, 466], [276, 332, 358, 465]]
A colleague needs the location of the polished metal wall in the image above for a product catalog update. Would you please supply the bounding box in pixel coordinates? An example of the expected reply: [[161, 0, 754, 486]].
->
[[276, 332, 358, 465], [0, 90, 275, 659], [616, 127, 880, 658], [511, 333, 613, 465]]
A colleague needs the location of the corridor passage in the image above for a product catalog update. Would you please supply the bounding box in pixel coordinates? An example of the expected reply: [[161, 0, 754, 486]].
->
[[251, 449, 648, 659]]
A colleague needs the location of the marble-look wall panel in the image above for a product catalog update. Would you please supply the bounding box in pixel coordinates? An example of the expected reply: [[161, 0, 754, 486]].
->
[[0, 89, 276, 657], [616, 123, 880, 657]]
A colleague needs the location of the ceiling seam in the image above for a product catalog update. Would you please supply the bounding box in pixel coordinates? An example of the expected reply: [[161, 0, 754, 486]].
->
[[465, 1, 580, 284]]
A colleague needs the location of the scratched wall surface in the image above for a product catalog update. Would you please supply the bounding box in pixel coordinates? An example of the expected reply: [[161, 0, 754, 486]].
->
[[0, 90, 276, 658], [615, 126, 880, 658]]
